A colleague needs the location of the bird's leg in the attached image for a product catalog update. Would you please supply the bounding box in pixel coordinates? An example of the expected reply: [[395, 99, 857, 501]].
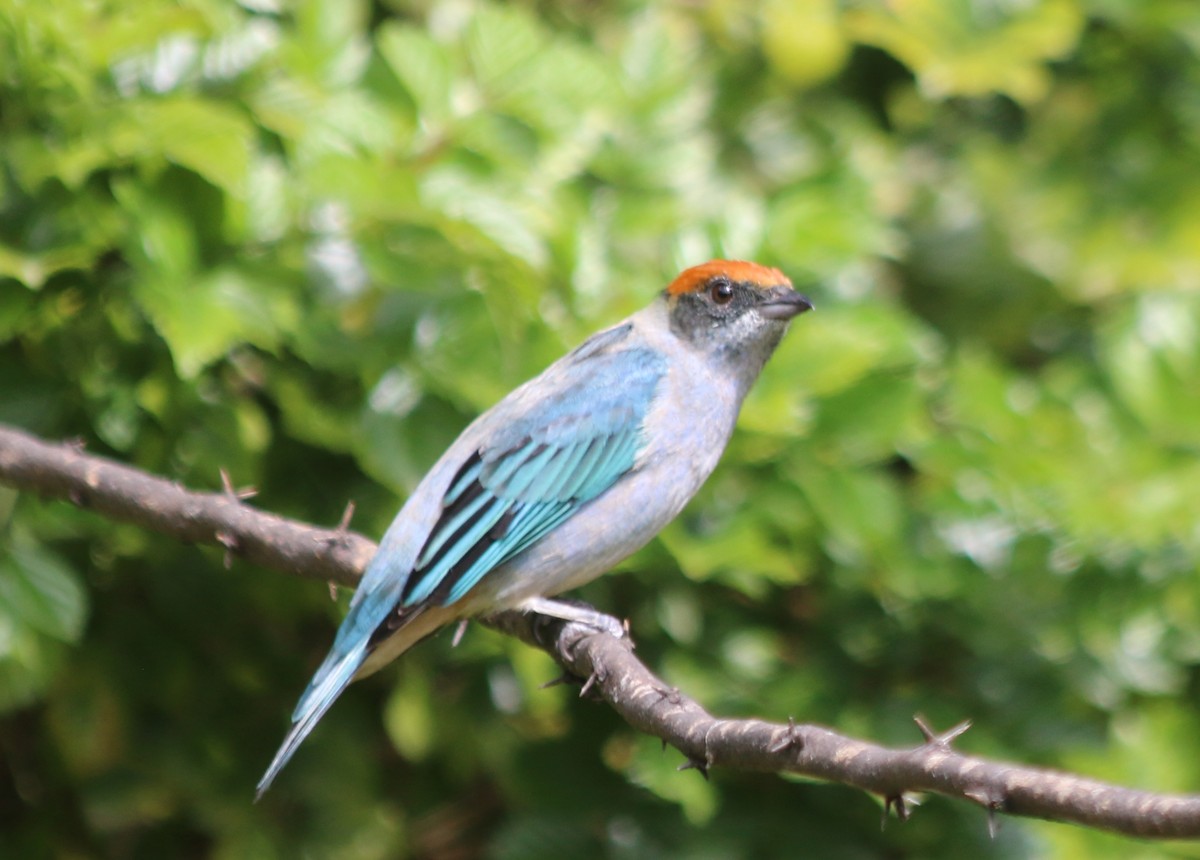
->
[[517, 597, 628, 640]]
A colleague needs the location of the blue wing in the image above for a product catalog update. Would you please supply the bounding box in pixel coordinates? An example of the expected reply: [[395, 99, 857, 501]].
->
[[257, 335, 664, 797], [385, 339, 664, 606]]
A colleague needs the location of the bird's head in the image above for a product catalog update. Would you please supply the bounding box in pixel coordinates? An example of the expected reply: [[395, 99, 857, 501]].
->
[[664, 260, 813, 367]]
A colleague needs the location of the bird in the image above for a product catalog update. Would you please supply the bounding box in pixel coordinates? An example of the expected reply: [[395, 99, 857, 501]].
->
[[256, 259, 813, 797]]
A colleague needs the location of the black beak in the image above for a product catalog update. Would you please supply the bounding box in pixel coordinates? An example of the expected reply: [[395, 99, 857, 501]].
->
[[758, 286, 814, 321]]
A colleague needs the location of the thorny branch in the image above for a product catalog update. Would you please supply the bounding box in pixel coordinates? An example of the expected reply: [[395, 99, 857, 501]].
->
[[2, 422, 1199, 839]]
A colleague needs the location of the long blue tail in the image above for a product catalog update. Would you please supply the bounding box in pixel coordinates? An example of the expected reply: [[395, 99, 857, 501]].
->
[[254, 638, 369, 800]]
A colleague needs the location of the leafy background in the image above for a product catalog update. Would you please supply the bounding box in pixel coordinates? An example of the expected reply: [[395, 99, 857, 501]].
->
[[2, 0, 1199, 857]]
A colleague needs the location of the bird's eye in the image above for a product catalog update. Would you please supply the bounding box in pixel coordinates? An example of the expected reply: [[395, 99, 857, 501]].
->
[[709, 279, 734, 305]]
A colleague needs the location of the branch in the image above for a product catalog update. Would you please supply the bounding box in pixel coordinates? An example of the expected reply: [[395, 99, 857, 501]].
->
[[0, 424, 373, 585], [489, 613, 1200, 839], [2, 422, 1198, 839]]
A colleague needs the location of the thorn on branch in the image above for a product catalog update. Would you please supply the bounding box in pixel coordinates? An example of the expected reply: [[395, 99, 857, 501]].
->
[[539, 673, 576, 690], [219, 468, 257, 502], [914, 713, 971, 748], [768, 716, 803, 754], [677, 723, 719, 780], [452, 619, 469, 647], [327, 581, 339, 601], [322, 503, 358, 552], [914, 714, 935, 743], [883, 793, 911, 828], [677, 756, 710, 780], [338, 498, 355, 532], [215, 530, 240, 569], [653, 685, 683, 707], [579, 665, 608, 699], [965, 788, 1004, 839]]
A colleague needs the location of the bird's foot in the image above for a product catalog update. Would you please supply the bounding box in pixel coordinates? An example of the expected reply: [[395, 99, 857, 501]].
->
[[517, 597, 628, 640]]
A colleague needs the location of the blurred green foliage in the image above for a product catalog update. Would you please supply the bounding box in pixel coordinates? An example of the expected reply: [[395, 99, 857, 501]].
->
[[1, 0, 1199, 857]]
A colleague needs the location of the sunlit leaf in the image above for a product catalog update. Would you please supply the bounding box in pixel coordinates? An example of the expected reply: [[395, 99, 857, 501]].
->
[[0, 543, 86, 643]]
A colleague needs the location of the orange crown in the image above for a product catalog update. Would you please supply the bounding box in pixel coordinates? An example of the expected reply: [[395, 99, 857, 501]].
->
[[666, 260, 790, 297]]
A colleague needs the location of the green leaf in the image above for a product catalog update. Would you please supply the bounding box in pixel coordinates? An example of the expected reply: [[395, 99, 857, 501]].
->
[[0, 540, 85, 712], [376, 23, 452, 121], [1099, 293, 1200, 448], [111, 175, 199, 278], [0, 242, 96, 289], [760, 0, 849, 87], [0, 543, 86, 643], [846, 0, 1084, 102], [0, 279, 36, 338], [420, 167, 548, 268], [132, 265, 297, 378], [113, 97, 255, 195], [466, 4, 545, 94], [304, 154, 421, 219]]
